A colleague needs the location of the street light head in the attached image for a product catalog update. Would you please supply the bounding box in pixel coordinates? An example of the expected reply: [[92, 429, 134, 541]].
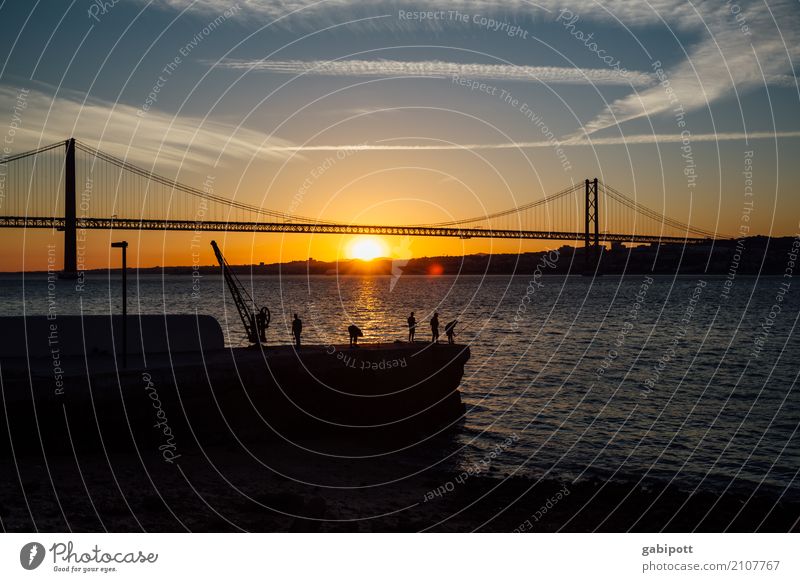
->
[[111, 241, 128, 248]]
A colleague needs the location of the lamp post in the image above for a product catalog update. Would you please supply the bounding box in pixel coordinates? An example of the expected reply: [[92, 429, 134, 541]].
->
[[111, 241, 128, 367]]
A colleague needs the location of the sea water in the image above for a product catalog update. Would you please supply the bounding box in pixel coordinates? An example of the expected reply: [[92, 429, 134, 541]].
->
[[1, 272, 797, 498]]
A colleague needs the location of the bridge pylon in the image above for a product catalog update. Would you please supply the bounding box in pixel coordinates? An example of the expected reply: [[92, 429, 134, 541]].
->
[[60, 138, 77, 279], [584, 177, 601, 273]]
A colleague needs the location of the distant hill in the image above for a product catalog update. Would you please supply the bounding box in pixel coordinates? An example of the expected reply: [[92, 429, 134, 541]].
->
[[63, 235, 799, 277]]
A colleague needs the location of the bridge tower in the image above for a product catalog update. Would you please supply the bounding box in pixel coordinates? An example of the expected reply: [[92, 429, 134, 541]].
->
[[584, 178, 600, 271], [61, 137, 77, 278]]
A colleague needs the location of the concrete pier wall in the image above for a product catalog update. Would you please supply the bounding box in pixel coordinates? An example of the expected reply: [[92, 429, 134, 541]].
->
[[0, 343, 469, 455], [0, 315, 224, 358]]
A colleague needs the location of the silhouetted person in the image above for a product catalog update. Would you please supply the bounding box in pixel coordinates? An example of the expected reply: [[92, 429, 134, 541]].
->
[[407, 312, 417, 342], [348, 324, 363, 347], [445, 319, 457, 344], [291, 313, 302, 348], [430, 312, 440, 343]]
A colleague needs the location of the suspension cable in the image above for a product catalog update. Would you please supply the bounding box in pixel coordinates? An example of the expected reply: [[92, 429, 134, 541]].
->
[[416, 182, 582, 227], [4, 140, 727, 240], [0, 140, 65, 163], [601, 182, 722, 238], [74, 140, 338, 224]]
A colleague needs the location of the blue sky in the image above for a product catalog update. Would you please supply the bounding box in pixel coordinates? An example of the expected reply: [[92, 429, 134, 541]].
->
[[1, 0, 799, 265]]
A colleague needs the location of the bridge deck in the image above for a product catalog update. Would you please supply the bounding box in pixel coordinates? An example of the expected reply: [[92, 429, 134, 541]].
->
[[0, 216, 714, 244]]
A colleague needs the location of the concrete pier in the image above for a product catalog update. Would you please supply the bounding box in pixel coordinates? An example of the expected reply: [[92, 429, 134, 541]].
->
[[0, 321, 469, 456]]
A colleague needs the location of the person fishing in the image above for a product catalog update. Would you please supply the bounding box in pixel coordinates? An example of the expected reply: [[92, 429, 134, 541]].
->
[[407, 312, 417, 342], [445, 319, 458, 344], [291, 313, 302, 348], [348, 324, 363, 347], [430, 312, 440, 344]]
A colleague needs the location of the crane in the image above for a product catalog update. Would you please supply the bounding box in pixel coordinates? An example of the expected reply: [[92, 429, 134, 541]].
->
[[210, 240, 270, 345]]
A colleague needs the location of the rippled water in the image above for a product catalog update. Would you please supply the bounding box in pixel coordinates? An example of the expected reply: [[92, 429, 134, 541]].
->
[[2, 272, 798, 497]]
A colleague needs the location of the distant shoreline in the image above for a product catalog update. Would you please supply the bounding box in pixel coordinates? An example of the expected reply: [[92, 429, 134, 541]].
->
[[2, 235, 797, 276]]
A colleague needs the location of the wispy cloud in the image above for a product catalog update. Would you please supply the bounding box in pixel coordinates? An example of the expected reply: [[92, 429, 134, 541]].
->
[[155, 0, 800, 136], [213, 58, 652, 86], [556, 2, 800, 135], [256, 131, 800, 152], [0, 85, 298, 171], [7, 83, 795, 171]]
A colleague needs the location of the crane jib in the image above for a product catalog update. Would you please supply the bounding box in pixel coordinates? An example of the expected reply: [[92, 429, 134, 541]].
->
[[210, 240, 270, 345]]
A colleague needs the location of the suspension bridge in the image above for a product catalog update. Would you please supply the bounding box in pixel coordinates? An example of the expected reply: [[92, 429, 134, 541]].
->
[[0, 138, 725, 276]]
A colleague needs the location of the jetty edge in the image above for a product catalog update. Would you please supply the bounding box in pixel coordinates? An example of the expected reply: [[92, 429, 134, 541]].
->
[[0, 314, 470, 456]]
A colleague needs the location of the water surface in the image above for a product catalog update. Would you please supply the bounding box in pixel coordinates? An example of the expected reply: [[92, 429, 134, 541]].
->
[[2, 272, 798, 498]]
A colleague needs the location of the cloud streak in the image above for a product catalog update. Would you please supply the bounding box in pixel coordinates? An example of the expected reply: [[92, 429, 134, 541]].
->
[[0, 85, 298, 172], [257, 131, 800, 152], [554, 1, 800, 135], [214, 58, 652, 86], [155, 0, 800, 136]]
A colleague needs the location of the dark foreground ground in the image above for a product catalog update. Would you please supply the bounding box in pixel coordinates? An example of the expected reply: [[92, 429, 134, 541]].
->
[[1, 436, 797, 532], [1, 342, 796, 532]]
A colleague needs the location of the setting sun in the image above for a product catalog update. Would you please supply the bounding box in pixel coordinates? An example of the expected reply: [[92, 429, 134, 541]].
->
[[346, 236, 388, 261]]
